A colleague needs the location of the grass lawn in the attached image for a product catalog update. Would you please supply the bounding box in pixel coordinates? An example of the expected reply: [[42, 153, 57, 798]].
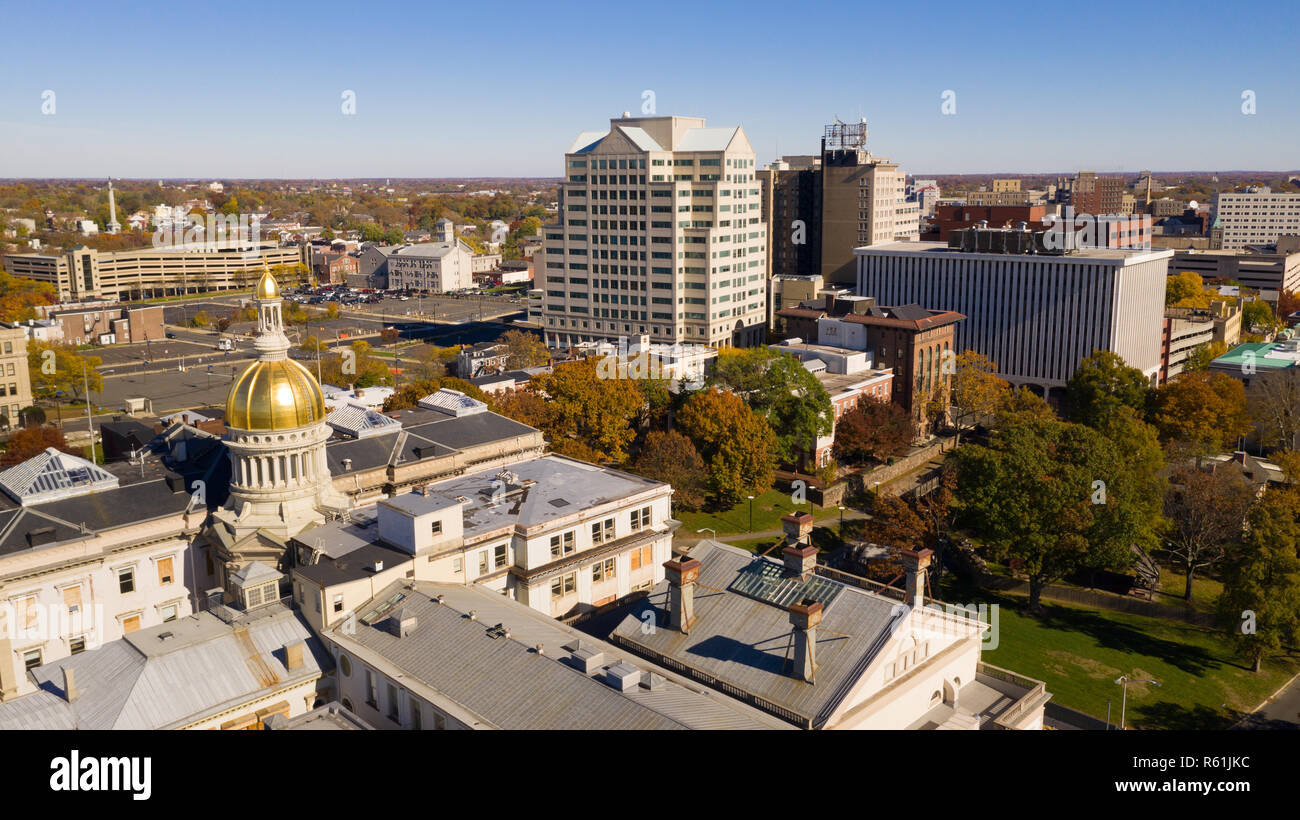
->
[[948, 580, 1300, 729], [675, 488, 839, 536], [1152, 565, 1224, 614]]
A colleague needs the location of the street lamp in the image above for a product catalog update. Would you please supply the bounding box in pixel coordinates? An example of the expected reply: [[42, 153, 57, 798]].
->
[[1115, 675, 1162, 730], [747, 495, 754, 533], [696, 527, 716, 541], [838, 505, 845, 533], [206, 364, 213, 391]]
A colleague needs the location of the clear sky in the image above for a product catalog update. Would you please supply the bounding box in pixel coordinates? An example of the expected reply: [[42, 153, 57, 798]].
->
[[1, 0, 1296, 178]]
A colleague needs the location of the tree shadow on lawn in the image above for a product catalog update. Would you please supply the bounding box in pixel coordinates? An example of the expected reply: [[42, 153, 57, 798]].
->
[[1029, 601, 1222, 678], [1133, 701, 1235, 731]]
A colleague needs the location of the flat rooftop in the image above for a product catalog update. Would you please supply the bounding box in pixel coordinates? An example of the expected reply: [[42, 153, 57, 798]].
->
[[855, 241, 1174, 263]]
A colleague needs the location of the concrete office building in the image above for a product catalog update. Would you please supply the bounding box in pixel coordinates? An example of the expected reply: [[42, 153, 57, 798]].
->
[[2, 242, 309, 302], [758, 155, 822, 282], [540, 114, 768, 349], [856, 232, 1173, 398], [1211, 188, 1300, 250], [382, 242, 475, 293], [1172, 239, 1300, 295]]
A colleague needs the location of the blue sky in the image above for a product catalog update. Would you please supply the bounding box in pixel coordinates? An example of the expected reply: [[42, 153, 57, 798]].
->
[[1, 0, 1296, 178]]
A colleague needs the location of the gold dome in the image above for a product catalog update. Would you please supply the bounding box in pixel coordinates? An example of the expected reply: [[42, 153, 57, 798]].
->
[[225, 358, 326, 431], [255, 267, 280, 300]]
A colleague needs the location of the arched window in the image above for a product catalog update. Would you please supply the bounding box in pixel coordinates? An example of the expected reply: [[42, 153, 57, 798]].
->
[[930, 690, 943, 706]]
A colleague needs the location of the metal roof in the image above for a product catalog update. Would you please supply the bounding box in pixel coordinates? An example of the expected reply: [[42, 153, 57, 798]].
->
[[330, 581, 789, 730], [417, 388, 489, 417], [616, 126, 664, 152], [0, 605, 326, 730], [326, 403, 403, 438], [609, 540, 905, 728], [675, 127, 739, 152]]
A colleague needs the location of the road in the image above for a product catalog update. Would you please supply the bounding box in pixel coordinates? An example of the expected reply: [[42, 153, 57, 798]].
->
[[1234, 671, 1300, 729]]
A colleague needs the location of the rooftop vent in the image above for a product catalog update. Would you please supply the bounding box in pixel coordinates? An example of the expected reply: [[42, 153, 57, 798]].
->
[[645, 672, 667, 692], [387, 609, 418, 638], [571, 647, 606, 675], [605, 662, 642, 692]]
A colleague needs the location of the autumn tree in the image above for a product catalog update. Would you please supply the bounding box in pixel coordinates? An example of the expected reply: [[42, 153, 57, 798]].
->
[[1, 426, 79, 466], [677, 388, 777, 508], [1064, 350, 1150, 429], [627, 430, 708, 511], [709, 347, 833, 464], [947, 350, 1009, 442], [531, 358, 643, 463], [995, 385, 1056, 425], [27, 342, 104, 402], [491, 387, 550, 429], [1164, 271, 1211, 307], [832, 397, 911, 466], [1147, 370, 1251, 454], [0, 268, 56, 321], [1217, 491, 1300, 673], [1164, 461, 1255, 601], [498, 329, 549, 370]]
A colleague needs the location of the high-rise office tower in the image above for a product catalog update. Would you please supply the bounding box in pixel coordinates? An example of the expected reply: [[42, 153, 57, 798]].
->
[[818, 120, 919, 286], [539, 114, 768, 349]]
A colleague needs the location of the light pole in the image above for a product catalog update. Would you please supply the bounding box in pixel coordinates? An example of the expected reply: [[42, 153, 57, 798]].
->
[[838, 505, 845, 535], [696, 527, 715, 542], [747, 495, 754, 533], [1115, 675, 1161, 730]]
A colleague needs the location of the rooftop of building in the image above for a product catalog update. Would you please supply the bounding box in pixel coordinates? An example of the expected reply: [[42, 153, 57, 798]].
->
[[0, 602, 327, 730], [856, 240, 1173, 263], [607, 540, 906, 728], [327, 579, 789, 730], [1211, 340, 1300, 371]]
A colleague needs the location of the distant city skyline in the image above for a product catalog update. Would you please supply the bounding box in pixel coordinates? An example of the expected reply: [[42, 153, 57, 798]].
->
[[1, 0, 1297, 177]]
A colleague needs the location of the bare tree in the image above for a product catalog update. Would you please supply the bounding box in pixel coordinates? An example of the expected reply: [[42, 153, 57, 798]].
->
[[1164, 461, 1256, 600], [1249, 369, 1300, 451]]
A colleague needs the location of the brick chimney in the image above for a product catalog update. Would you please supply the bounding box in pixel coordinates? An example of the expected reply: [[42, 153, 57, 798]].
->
[[782, 544, 817, 581], [663, 556, 702, 634], [788, 598, 823, 683], [901, 548, 933, 608], [781, 512, 814, 546]]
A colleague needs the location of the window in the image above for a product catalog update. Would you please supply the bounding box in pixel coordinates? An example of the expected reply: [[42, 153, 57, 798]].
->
[[549, 530, 575, 558], [592, 557, 617, 582], [451, 556, 463, 574], [591, 518, 614, 545], [365, 669, 378, 708], [387, 683, 400, 722], [118, 567, 135, 594], [493, 543, 507, 569], [22, 648, 41, 671], [160, 603, 178, 622], [630, 506, 651, 532], [156, 556, 174, 585], [122, 614, 141, 634], [629, 545, 653, 570], [431, 520, 442, 536], [550, 572, 577, 598], [412, 704, 422, 730], [69, 636, 86, 655], [478, 551, 489, 575], [333, 594, 344, 614]]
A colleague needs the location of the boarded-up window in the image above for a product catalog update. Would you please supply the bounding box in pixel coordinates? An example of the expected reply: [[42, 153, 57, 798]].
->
[[17, 595, 39, 631], [122, 614, 141, 633], [630, 546, 653, 571], [157, 556, 174, 585], [63, 585, 82, 615]]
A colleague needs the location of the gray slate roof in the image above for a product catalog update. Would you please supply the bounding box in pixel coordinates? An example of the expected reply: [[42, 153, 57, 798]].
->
[[608, 540, 905, 728]]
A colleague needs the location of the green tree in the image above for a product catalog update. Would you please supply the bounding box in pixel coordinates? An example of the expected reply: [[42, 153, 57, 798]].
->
[[1183, 340, 1228, 371], [1165, 460, 1255, 601], [953, 414, 1159, 610], [1065, 350, 1150, 429], [709, 347, 833, 464], [1217, 492, 1300, 673], [1242, 299, 1279, 333]]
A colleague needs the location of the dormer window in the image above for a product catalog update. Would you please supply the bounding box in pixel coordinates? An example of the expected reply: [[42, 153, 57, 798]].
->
[[243, 580, 278, 609]]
